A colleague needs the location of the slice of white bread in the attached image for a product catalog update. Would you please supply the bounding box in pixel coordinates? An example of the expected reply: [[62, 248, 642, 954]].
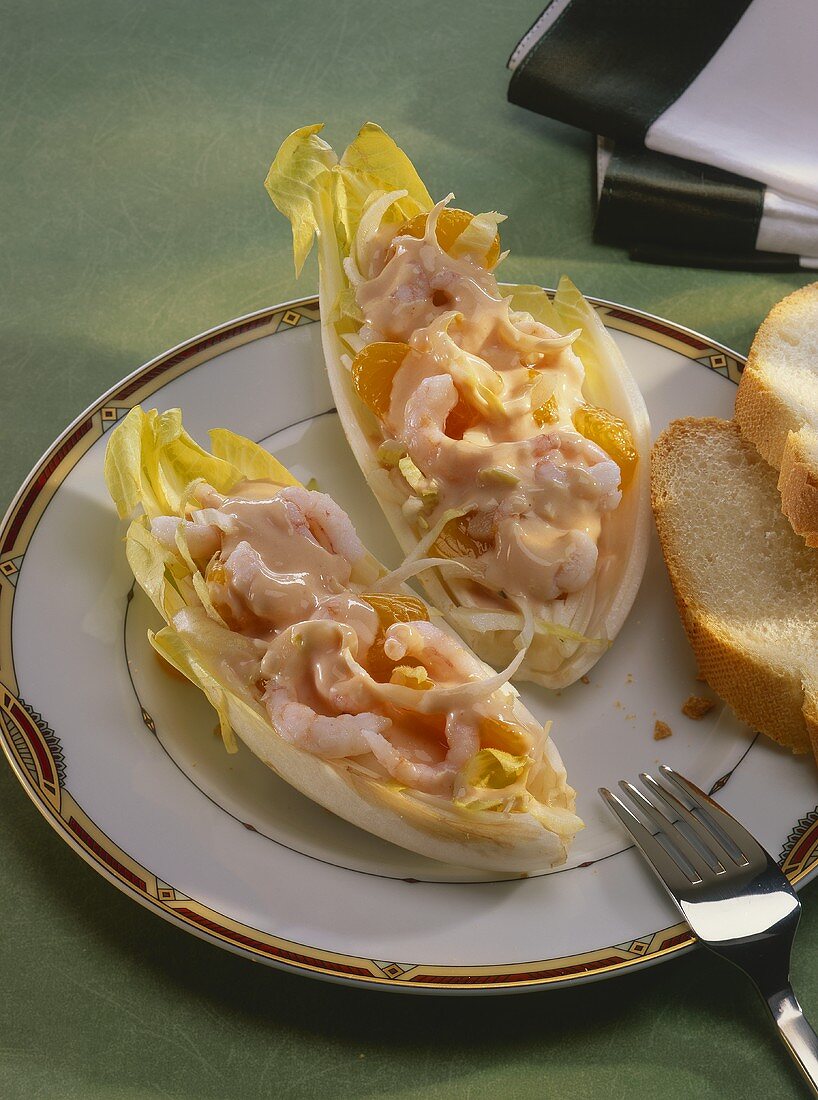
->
[[734, 282, 818, 545], [651, 417, 818, 757], [779, 424, 818, 548]]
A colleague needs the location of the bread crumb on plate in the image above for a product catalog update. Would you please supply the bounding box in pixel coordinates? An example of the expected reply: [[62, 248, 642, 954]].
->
[[654, 720, 673, 740], [682, 695, 715, 720]]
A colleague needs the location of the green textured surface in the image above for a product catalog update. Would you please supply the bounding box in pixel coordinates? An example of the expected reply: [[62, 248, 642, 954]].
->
[[1, 2, 816, 1097]]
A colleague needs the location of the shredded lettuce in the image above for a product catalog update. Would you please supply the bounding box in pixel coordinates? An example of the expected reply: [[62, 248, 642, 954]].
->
[[350, 188, 408, 280], [398, 455, 438, 503], [454, 748, 531, 810], [477, 466, 520, 488], [448, 606, 607, 647], [514, 276, 620, 404], [448, 211, 506, 267], [376, 439, 406, 469], [373, 555, 472, 593], [342, 642, 526, 716], [328, 285, 364, 327], [425, 313, 505, 419], [191, 570, 229, 628], [360, 591, 429, 626], [394, 506, 471, 571], [526, 796, 587, 835], [507, 284, 565, 332], [389, 665, 434, 690], [462, 748, 530, 790]]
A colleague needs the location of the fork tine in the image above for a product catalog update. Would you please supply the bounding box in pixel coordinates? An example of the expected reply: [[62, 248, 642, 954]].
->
[[639, 772, 732, 871], [618, 780, 715, 880], [599, 787, 701, 888], [659, 765, 760, 865]]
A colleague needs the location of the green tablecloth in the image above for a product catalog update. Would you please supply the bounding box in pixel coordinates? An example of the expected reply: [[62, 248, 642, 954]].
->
[[1, 3, 815, 1097]]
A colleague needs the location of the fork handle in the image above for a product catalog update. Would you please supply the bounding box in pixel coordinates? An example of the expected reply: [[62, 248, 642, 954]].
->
[[765, 984, 818, 1097]]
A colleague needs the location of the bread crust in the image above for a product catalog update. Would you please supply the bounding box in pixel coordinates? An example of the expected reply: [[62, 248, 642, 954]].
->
[[735, 283, 818, 544], [779, 429, 818, 548], [734, 363, 798, 469], [651, 418, 816, 756]]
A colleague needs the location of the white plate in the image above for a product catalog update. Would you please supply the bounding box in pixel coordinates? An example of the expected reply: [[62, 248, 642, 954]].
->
[[2, 296, 817, 994]]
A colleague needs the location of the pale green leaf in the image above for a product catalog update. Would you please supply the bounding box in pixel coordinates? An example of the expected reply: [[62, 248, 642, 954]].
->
[[105, 406, 243, 520], [264, 124, 337, 276], [209, 427, 300, 487]]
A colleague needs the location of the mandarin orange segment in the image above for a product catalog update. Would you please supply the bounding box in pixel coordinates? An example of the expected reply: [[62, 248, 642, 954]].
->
[[367, 649, 423, 684], [361, 592, 429, 629], [430, 514, 493, 560], [386, 703, 449, 750], [398, 208, 501, 269], [351, 342, 411, 420], [444, 394, 481, 440], [478, 716, 534, 754], [573, 403, 638, 487], [532, 395, 558, 427], [360, 592, 428, 683], [207, 561, 227, 585]]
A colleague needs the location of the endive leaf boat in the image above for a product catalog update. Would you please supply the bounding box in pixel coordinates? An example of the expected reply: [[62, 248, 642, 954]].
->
[[265, 123, 651, 688], [105, 407, 582, 871]]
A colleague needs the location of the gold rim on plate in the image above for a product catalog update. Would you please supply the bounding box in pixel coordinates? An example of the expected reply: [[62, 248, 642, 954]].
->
[[2, 295, 815, 992]]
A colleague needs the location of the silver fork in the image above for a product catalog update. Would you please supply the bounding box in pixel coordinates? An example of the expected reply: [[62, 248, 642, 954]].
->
[[600, 765, 818, 1096]]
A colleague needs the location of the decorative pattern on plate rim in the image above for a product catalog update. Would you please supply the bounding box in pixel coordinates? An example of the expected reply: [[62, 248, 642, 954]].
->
[[1, 294, 814, 992], [781, 809, 818, 876]]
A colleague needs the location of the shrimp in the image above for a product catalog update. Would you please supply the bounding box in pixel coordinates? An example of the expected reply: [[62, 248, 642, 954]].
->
[[310, 593, 380, 655], [181, 485, 367, 637], [363, 711, 479, 795], [399, 383, 621, 602], [210, 540, 324, 634], [149, 515, 221, 566], [355, 250, 437, 342], [382, 619, 487, 684], [261, 618, 481, 795], [371, 621, 484, 791], [554, 530, 599, 594], [402, 374, 490, 486], [261, 621, 390, 757], [264, 695, 388, 759], [488, 518, 599, 603], [357, 198, 507, 347], [400, 379, 621, 514], [192, 482, 367, 565], [533, 431, 621, 513], [276, 486, 367, 563]]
